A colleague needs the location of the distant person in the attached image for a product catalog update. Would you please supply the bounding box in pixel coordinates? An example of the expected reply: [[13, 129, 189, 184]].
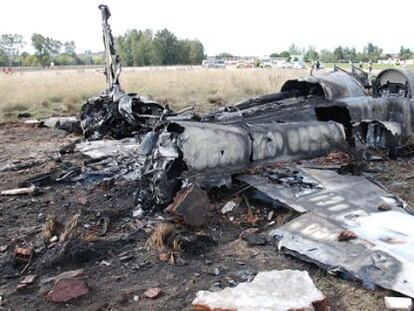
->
[[368, 60, 373, 73], [349, 60, 353, 72], [359, 61, 363, 70], [310, 61, 315, 76], [316, 60, 320, 70]]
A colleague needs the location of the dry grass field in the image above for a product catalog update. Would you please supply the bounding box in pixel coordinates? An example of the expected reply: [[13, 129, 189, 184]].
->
[[0, 67, 306, 121]]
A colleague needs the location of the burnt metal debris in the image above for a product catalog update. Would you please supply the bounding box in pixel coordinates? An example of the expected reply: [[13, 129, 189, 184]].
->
[[7, 4, 414, 304], [78, 6, 414, 212], [80, 5, 167, 140]]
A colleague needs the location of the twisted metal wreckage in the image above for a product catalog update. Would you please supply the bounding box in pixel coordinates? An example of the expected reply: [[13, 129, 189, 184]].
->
[[76, 5, 414, 298]]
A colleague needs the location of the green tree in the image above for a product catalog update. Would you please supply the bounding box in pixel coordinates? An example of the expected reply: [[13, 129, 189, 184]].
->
[[363, 42, 383, 62], [176, 39, 205, 64], [56, 41, 79, 65], [54, 54, 77, 65], [288, 43, 301, 55], [279, 51, 290, 60], [343, 47, 357, 62], [0, 33, 25, 66], [216, 52, 233, 59], [304, 46, 319, 62], [135, 30, 156, 66], [115, 28, 204, 66], [119, 29, 143, 66], [153, 29, 178, 65], [21, 53, 39, 66], [319, 49, 334, 63], [187, 40, 205, 64], [63, 41, 76, 56], [400, 46, 412, 60], [176, 40, 191, 64], [333, 46, 344, 62], [31, 33, 62, 67], [0, 48, 8, 66]]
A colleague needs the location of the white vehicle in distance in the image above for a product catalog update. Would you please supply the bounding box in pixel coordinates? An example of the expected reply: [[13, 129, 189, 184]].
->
[[259, 56, 273, 68], [215, 59, 226, 68], [202, 59, 226, 68], [292, 60, 306, 69], [202, 59, 214, 68], [276, 60, 291, 68], [236, 60, 255, 68]]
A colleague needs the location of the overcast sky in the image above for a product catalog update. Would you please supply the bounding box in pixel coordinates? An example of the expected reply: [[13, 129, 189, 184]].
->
[[2, 0, 413, 56]]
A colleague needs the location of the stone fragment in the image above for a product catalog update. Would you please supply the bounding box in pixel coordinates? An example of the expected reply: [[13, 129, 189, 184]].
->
[[221, 201, 237, 214], [143, 287, 162, 299], [192, 270, 328, 311], [338, 230, 357, 241], [45, 278, 89, 303], [384, 296, 412, 310], [166, 184, 209, 227]]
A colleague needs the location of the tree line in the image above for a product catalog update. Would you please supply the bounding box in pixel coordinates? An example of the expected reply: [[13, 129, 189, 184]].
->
[[0, 33, 91, 67], [268, 43, 414, 63], [1, 32, 413, 68], [0, 29, 205, 67], [115, 29, 205, 66]]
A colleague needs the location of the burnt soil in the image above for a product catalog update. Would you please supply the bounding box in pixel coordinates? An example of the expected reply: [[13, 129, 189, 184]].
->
[[1, 123, 414, 311]]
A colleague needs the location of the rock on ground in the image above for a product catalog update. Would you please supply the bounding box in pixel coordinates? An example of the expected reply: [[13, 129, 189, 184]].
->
[[192, 269, 327, 311]]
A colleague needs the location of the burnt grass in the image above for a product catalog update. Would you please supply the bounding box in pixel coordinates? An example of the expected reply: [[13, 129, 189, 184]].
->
[[1, 123, 413, 310]]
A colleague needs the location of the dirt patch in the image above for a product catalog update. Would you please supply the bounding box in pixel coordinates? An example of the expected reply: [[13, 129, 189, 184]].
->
[[1, 124, 409, 310]]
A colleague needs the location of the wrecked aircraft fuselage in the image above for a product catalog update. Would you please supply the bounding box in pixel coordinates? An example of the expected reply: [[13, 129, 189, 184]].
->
[[59, 4, 414, 300], [80, 6, 414, 211]]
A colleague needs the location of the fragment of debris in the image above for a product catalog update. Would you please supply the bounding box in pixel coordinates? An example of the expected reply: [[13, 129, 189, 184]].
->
[[41, 116, 82, 133], [337, 230, 357, 241], [384, 296, 412, 311], [221, 201, 238, 214], [257, 168, 414, 297], [192, 270, 328, 311], [1, 185, 37, 196], [143, 287, 162, 299], [165, 183, 210, 227], [15, 246, 33, 264], [40, 269, 84, 285], [148, 223, 216, 265], [0, 160, 41, 172], [44, 277, 89, 303], [17, 274, 36, 290]]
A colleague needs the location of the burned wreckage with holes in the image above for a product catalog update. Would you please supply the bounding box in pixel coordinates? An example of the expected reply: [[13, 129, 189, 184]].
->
[[73, 5, 414, 298]]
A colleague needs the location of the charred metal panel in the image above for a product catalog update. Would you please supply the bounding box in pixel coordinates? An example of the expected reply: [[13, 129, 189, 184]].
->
[[245, 167, 414, 297], [247, 121, 345, 162], [272, 212, 414, 298], [202, 98, 320, 125], [316, 96, 414, 140], [356, 121, 401, 149], [177, 122, 252, 172], [174, 121, 345, 174], [349, 97, 414, 133], [76, 138, 141, 160], [281, 71, 367, 100], [240, 168, 404, 216]]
